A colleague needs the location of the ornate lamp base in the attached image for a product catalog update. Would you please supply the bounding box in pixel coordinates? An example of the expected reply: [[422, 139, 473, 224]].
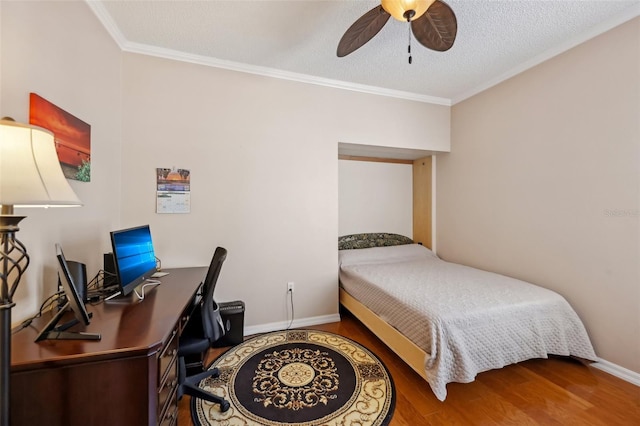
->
[[0, 213, 29, 426]]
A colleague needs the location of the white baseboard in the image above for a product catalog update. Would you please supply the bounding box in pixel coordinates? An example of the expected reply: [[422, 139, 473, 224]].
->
[[592, 358, 640, 387], [243, 313, 341, 337]]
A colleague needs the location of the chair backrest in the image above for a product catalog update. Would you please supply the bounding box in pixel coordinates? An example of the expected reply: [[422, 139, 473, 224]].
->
[[200, 247, 228, 345]]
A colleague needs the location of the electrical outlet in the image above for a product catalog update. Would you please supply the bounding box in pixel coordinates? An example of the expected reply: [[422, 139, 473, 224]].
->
[[287, 282, 295, 293]]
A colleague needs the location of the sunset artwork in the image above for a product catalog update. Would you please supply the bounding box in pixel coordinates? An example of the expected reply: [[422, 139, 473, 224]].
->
[[29, 93, 91, 181]]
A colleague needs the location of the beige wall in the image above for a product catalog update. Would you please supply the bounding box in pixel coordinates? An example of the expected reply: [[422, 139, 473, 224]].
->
[[438, 18, 640, 372], [339, 160, 413, 237], [1, 0, 122, 321], [1, 1, 449, 329], [119, 51, 449, 329]]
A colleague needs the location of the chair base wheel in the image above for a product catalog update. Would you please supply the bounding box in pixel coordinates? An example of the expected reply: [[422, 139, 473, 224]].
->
[[220, 400, 230, 412]]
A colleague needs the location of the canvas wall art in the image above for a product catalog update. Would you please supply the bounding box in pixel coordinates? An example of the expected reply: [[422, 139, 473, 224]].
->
[[29, 93, 91, 182]]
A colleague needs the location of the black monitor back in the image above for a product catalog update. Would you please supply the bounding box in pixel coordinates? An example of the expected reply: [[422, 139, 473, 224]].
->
[[64, 260, 88, 302]]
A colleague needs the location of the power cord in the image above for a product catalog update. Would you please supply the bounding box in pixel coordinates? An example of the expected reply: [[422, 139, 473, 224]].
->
[[12, 290, 63, 334], [86, 269, 120, 304], [285, 286, 295, 330], [133, 280, 162, 301]]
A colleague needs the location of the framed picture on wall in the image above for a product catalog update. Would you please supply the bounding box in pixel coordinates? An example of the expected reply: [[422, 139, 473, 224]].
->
[[29, 93, 91, 182], [156, 167, 191, 214]]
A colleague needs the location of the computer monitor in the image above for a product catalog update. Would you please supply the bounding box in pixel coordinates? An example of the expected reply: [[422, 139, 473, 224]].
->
[[35, 244, 101, 342], [109, 224, 158, 297]]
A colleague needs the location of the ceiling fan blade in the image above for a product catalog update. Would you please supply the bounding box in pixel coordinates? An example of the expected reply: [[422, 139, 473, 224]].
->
[[337, 6, 390, 57], [411, 0, 457, 52]]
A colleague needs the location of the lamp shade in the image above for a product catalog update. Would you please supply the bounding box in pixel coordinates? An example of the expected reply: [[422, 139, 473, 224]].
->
[[0, 119, 82, 208], [381, 0, 435, 21]]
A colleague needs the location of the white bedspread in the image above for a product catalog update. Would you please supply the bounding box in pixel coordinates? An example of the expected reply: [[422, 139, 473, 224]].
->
[[339, 244, 597, 401]]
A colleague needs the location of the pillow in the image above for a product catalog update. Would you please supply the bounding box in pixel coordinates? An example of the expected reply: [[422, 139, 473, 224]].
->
[[339, 244, 437, 267], [338, 233, 414, 251]]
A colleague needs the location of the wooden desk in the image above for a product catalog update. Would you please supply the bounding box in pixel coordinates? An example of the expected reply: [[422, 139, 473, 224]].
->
[[10, 266, 207, 426]]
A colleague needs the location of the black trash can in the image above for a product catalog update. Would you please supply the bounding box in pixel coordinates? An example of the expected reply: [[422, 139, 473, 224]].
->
[[215, 300, 245, 347]]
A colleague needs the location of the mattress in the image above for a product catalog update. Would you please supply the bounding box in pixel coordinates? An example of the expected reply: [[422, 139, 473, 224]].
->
[[338, 244, 597, 401]]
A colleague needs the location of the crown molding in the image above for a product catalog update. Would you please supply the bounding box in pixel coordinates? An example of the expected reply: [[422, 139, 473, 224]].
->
[[451, 3, 640, 105], [86, 0, 128, 48], [124, 41, 452, 106], [85, 0, 451, 107]]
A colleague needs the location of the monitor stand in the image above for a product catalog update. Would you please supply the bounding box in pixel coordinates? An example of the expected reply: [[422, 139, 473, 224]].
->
[[104, 289, 122, 302], [34, 301, 101, 342]]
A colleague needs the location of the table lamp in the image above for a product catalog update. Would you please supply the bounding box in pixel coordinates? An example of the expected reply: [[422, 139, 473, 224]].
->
[[0, 117, 82, 426]]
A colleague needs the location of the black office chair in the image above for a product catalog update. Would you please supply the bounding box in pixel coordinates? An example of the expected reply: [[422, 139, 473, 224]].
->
[[177, 247, 230, 412]]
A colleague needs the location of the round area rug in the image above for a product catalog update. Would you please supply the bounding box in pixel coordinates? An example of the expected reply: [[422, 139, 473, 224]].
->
[[191, 329, 395, 426]]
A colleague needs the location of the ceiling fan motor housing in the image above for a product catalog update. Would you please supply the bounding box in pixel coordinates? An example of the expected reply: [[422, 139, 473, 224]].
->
[[381, 0, 435, 21]]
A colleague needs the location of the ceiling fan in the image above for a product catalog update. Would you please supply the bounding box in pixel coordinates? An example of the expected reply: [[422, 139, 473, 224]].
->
[[337, 0, 457, 63]]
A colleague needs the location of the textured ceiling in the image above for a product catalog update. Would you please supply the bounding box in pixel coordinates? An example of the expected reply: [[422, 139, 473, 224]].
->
[[91, 0, 640, 104]]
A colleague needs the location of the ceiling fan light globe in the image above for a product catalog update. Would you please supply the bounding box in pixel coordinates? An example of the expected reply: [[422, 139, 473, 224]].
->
[[381, 0, 434, 22]]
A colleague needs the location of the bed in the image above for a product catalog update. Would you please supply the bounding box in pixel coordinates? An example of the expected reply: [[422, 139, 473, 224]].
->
[[338, 233, 597, 401]]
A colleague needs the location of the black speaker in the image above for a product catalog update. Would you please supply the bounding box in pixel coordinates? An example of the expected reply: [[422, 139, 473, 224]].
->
[[64, 260, 88, 302], [215, 300, 245, 347], [103, 252, 118, 288]]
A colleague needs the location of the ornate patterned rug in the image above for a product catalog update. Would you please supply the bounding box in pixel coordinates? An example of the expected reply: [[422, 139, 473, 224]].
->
[[191, 329, 395, 426]]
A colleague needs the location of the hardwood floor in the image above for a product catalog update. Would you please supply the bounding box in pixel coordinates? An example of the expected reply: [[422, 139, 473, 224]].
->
[[178, 312, 640, 425]]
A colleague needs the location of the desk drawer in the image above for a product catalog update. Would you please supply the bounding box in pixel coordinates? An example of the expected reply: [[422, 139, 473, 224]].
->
[[159, 396, 178, 426], [158, 381, 178, 425], [159, 328, 178, 386], [158, 355, 178, 417], [158, 326, 179, 422]]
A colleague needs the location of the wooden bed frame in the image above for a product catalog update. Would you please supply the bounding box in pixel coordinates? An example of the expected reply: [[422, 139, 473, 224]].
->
[[338, 155, 434, 381], [339, 287, 429, 381]]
